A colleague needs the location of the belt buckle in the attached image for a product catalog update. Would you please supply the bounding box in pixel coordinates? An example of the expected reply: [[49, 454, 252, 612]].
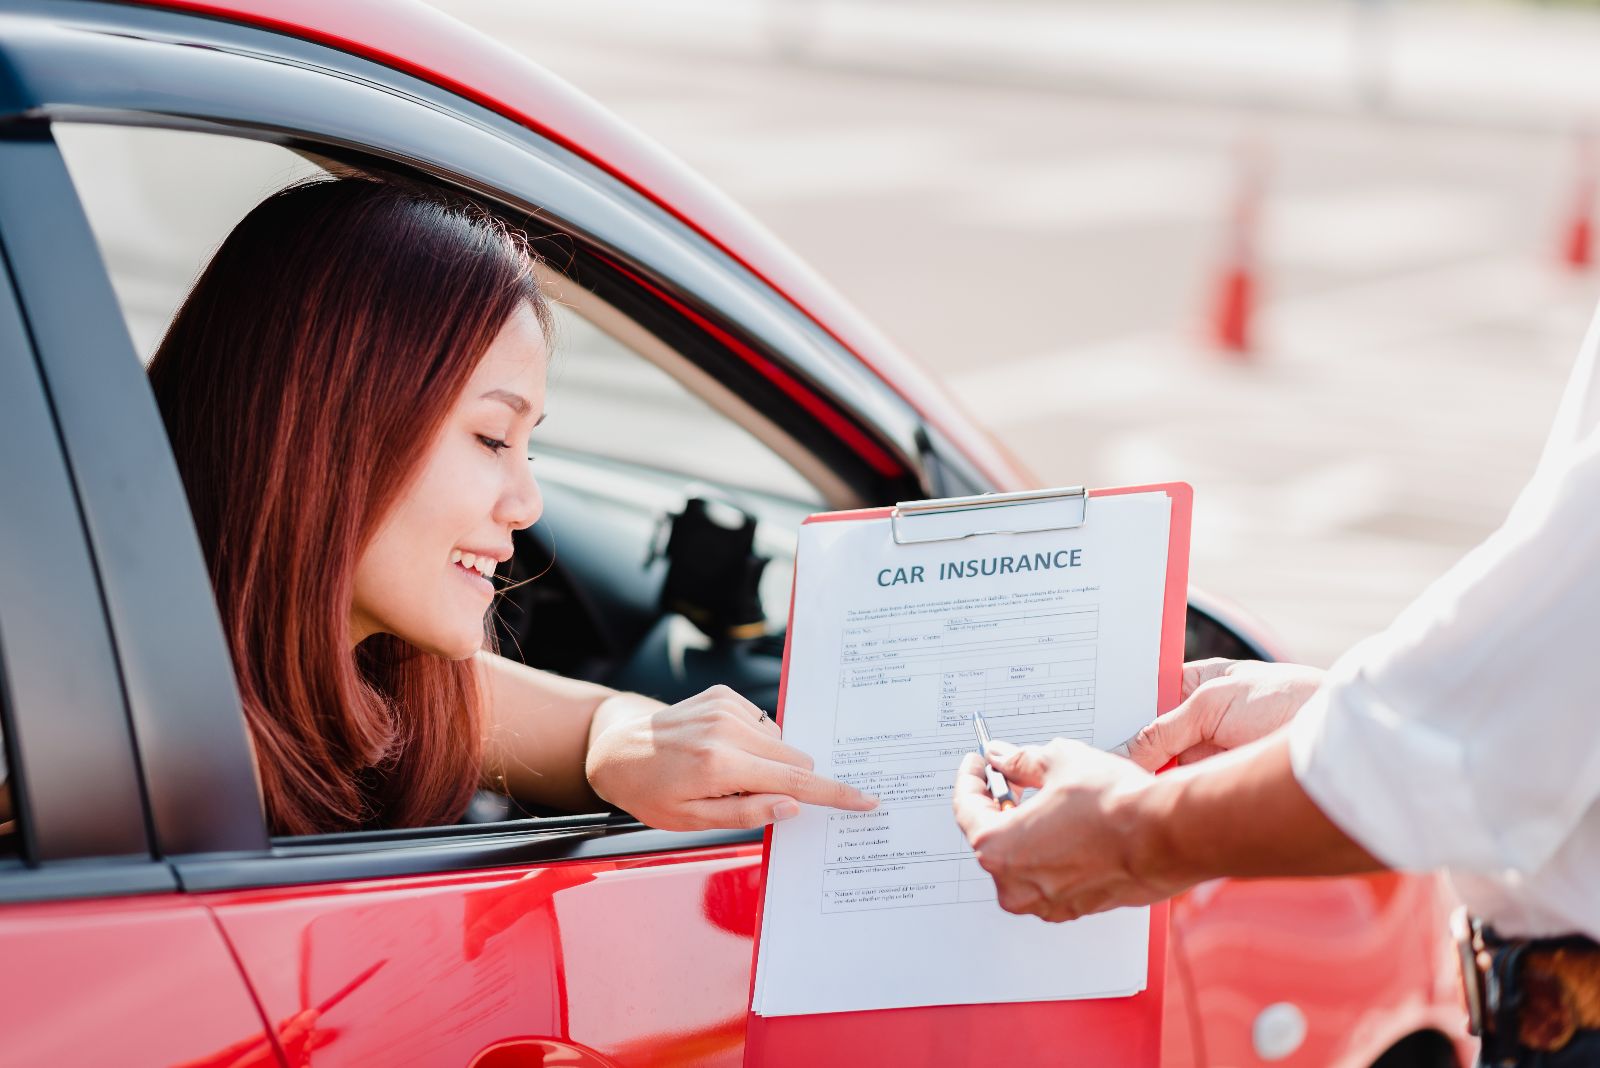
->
[[1453, 907, 1487, 1037]]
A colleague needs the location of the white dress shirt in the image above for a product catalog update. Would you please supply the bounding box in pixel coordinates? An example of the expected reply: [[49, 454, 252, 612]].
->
[[1288, 299, 1600, 939]]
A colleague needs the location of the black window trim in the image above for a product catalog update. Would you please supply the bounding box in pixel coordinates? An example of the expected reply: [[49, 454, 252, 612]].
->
[[0, 0, 932, 884], [0, 129, 270, 863], [0, 152, 176, 898], [173, 821, 764, 893], [0, 859, 179, 905]]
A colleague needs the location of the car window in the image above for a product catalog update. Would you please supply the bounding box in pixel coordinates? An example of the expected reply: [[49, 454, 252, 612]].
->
[[53, 121, 827, 843], [542, 301, 821, 503], [54, 125, 326, 361]]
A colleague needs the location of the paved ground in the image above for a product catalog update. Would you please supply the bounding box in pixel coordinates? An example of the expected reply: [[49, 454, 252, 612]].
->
[[432, 0, 1600, 664]]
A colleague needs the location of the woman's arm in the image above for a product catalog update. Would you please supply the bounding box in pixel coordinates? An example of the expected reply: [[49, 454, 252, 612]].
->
[[476, 649, 625, 813], [476, 652, 877, 829]]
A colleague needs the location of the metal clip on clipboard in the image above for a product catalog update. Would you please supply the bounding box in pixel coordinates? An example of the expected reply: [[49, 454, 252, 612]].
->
[[889, 486, 1088, 545]]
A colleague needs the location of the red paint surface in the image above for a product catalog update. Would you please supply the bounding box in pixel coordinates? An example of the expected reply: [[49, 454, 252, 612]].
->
[[203, 847, 762, 1068], [1161, 923, 1206, 1068], [0, 894, 274, 1068], [147, 850, 1467, 1068], [1173, 872, 1471, 1067]]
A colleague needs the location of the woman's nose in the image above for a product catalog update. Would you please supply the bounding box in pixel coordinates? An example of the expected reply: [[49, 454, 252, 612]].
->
[[496, 461, 543, 531]]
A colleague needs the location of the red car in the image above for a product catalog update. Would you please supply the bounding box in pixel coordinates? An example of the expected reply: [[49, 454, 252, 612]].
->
[[0, 1, 1471, 1064]]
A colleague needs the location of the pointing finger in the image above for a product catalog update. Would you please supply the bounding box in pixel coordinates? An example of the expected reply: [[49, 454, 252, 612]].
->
[[680, 793, 801, 831], [726, 717, 816, 771], [789, 770, 878, 812], [726, 755, 877, 812]]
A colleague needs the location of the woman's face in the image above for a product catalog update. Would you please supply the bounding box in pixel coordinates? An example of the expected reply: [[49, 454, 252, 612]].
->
[[350, 302, 549, 657]]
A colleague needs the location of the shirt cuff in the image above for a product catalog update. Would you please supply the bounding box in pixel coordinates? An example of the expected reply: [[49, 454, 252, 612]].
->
[[1287, 644, 1505, 873]]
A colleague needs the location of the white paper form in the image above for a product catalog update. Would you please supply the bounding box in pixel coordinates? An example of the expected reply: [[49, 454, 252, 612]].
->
[[752, 491, 1172, 1018]]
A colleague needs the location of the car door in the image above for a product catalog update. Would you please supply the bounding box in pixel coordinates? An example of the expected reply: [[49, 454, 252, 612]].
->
[[2, 4, 943, 1065], [0, 137, 274, 1066]]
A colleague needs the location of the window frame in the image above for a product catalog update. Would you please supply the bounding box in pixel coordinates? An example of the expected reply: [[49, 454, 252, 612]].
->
[[532, 279, 843, 508], [0, 158, 177, 901], [0, 0, 944, 888], [0, 130, 269, 865]]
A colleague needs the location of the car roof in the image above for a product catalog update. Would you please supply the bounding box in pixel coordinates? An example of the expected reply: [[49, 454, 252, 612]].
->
[[119, 0, 1030, 488]]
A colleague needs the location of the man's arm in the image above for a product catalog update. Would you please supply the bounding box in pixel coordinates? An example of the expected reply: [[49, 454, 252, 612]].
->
[[1123, 731, 1383, 889]]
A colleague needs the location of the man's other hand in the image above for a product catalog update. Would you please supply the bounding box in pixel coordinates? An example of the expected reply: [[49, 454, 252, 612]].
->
[[1121, 659, 1324, 772]]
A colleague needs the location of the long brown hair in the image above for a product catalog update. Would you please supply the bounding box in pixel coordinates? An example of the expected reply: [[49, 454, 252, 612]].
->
[[149, 177, 549, 835]]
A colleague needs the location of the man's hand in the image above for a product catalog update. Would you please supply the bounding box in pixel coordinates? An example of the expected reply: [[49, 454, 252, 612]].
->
[[952, 738, 1182, 923], [1121, 659, 1324, 771], [586, 685, 877, 831]]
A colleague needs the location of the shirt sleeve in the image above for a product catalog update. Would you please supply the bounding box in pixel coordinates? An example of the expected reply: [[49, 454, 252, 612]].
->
[[1288, 423, 1600, 876]]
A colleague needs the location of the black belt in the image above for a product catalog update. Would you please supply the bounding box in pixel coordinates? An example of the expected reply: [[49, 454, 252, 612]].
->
[[1454, 908, 1600, 1062]]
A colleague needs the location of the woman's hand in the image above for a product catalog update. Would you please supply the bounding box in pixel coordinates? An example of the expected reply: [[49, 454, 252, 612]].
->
[[585, 685, 877, 831], [1121, 658, 1324, 771]]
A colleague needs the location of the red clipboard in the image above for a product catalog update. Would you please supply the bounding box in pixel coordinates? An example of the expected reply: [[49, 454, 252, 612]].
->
[[743, 482, 1192, 1068]]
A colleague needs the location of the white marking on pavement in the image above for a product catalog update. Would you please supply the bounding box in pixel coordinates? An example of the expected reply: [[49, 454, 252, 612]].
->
[[959, 152, 1222, 231], [1267, 186, 1505, 272]]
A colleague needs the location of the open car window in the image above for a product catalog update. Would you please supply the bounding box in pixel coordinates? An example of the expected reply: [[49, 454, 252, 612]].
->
[[53, 125, 325, 363], [539, 296, 824, 506], [53, 120, 836, 845]]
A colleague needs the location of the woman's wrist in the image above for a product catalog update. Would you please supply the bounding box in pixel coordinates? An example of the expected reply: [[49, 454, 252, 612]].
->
[[586, 691, 660, 750], [583, 691, 665, 801]]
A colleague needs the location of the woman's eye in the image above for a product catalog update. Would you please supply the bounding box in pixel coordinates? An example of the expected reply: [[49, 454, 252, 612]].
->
[[477, 435, 512, 454]]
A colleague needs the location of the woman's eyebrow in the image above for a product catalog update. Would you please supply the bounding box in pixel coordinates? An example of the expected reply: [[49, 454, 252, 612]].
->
[[480, 388, 530, 415]]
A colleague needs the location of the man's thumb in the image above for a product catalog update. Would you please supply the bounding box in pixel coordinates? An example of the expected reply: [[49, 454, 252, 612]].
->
[[1122, 702, 1205, 772]]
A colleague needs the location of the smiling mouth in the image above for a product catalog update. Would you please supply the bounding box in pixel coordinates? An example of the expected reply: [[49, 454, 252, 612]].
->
[[450, 549, 497, 580], [452, 560, 495, 597], [449, 550, 498, 596]]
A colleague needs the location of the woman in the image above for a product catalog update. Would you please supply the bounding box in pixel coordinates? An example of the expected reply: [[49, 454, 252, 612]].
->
[[146, 175, 873, 836]]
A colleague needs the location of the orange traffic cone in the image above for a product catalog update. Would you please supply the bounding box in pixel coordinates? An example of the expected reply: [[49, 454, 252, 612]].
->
[[1210, 140, 1265, 358], [1561, 130, 1596, 271], [1213, 264, 1253, 353]]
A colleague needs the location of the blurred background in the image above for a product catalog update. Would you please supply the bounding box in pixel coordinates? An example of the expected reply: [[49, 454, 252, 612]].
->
[[428, 0, 1600, 666]]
